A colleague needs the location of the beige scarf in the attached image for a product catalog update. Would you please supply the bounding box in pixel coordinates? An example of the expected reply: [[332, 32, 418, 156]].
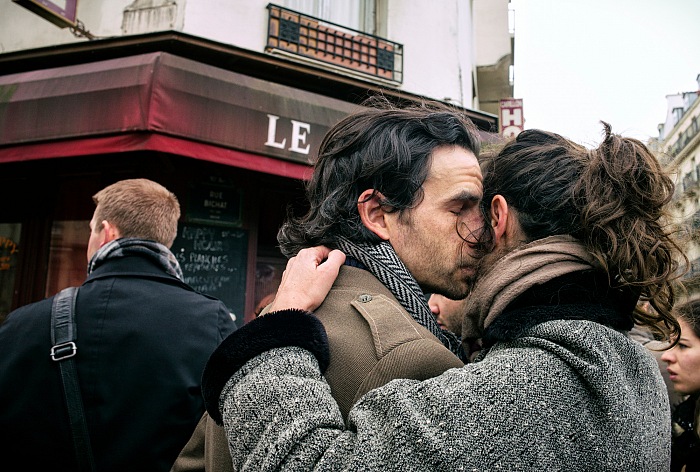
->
[[461, 235, 600, 345]]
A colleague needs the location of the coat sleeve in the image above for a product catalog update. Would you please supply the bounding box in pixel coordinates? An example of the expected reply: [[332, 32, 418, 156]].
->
[[171, 413, 207, 472], [201, 309, 363, 470], [219, 347, 351, 471], [217, 346, 474, 471]]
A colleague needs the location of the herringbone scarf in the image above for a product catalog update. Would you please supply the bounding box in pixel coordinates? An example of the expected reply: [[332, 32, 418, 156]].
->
[[335, 236, 466, 361], [88, 238, 184, 280]]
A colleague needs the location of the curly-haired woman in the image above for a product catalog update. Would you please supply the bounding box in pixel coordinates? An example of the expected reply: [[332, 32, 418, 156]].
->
[[662, 299, 700, 472]]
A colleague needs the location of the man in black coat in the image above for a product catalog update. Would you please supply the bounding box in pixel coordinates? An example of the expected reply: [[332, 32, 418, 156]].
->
[[0, 178, 237, 472]]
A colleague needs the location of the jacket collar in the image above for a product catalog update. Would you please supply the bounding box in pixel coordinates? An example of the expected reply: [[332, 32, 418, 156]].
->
[[481, 270, 635, 349]]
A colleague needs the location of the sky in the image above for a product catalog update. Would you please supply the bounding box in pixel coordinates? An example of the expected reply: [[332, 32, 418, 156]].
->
[[510, 0, 700, 148]]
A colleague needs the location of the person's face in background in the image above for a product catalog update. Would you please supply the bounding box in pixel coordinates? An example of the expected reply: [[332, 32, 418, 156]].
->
[[387, 145, 485, 300], [428, 293, 467, 337], [661, 317, 700, 395]]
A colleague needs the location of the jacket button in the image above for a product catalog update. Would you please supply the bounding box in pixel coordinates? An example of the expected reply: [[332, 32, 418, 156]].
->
[[358, 294, 372, 303]]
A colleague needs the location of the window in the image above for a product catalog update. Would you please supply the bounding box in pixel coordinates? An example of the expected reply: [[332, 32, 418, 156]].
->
[[45, 220, 89, 298], [0, 223, 21, 322], [509, 64, 515, 87], [283, 0, 379, 34], [673, 107, 684, 126]]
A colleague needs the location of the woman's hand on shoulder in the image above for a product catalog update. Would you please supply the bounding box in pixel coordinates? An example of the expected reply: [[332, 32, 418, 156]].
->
[[266, 246, 345, 314]]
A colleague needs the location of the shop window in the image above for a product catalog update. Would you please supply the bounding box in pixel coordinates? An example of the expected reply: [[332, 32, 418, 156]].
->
[[45, 220, 89, 298], [0, 223, 21, 323]]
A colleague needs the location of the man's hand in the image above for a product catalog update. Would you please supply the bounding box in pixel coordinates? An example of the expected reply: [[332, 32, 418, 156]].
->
[[267, 246, 346, 313]]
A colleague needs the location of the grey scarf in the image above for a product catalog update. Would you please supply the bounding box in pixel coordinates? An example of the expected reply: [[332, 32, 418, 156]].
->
[[335, 236, 466, 361], [87, 238, 183, 280]]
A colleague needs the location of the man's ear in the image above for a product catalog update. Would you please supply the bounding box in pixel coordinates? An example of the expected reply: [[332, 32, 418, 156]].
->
[[490, 195, 510, 243], [357, 189, 391, 241], [100, 220, 121, 246]]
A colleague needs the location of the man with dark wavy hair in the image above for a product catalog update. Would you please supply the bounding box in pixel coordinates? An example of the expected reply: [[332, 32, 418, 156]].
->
[[174, 97, 485, 471]]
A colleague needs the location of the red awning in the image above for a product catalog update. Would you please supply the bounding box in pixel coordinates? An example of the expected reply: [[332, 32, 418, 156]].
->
[[0, 52, 362, 179], [0, 133, 314, 180]]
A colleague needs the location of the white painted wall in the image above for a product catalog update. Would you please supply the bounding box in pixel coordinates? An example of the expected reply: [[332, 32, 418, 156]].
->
[[181, 1, 268, 51], [473, 0, 511, 66], [0, 0, 486, 108], [384, 0, 474, 106]]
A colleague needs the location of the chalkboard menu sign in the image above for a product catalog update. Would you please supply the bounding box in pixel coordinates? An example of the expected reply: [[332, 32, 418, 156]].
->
[[171, 223, 248, 327]]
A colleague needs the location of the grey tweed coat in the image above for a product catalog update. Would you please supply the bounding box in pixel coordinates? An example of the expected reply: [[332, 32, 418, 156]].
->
[[202, 271, 671, 471]]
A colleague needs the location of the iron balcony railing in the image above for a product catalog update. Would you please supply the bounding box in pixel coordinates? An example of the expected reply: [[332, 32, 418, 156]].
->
[[266, 4, 403, 84], [668, 115, 699, 158]]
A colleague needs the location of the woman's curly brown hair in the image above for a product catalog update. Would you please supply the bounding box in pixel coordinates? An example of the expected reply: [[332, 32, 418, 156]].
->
[[477, 122, 688, 341]]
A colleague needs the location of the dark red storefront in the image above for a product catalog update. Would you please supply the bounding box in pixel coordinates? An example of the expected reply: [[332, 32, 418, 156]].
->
[[0, 32, 498, 325]]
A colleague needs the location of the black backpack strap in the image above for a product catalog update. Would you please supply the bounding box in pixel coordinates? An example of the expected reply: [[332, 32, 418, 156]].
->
[[51, 287, 95, 472]]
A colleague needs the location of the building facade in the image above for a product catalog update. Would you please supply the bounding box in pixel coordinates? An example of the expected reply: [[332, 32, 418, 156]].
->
[[657, 74, 700, 298], [473, 0, 515, 117], [0, 0, 511, 323]]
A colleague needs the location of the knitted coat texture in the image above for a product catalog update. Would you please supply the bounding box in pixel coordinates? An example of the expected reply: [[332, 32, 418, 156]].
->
[[207, 288, 671, 470], [210, 318, 670, 470]]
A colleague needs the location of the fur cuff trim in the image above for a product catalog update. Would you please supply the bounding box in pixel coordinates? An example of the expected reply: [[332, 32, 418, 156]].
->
[[202, 309, 329, 425]]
